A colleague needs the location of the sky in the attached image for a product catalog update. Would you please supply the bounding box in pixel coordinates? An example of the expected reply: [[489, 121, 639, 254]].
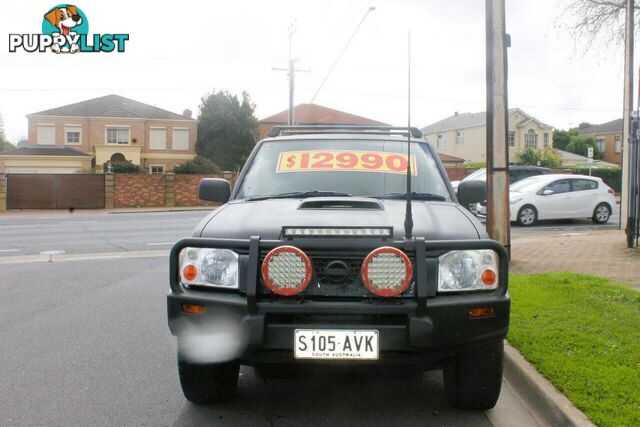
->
[[0, 0, 633, 143]]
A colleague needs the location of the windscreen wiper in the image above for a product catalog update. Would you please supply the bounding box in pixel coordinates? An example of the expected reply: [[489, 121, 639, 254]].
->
[[245, 191, 352, 201], [370, 192, 446, 201]]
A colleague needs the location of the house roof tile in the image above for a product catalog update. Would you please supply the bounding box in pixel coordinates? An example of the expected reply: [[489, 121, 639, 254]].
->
[[29, 94, 194, 121], [0, 146, 92, 157], [579, 118, 623, 135], [421, 108, 552, 133], [260, 103, 388, 126]]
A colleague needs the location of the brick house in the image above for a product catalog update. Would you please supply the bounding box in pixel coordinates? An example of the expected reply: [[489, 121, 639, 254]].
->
[[578, 119, 623, 166], [0, 94, 197, 174], [258, 103, 389, 139]]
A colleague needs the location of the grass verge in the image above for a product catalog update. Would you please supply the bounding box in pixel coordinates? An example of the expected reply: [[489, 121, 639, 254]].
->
[[509, 273, 640, 427]]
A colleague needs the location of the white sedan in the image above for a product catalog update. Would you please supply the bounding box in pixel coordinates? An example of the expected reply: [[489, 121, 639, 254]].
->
[[476, 174, 616, 227], [506, 174, 616, 226]]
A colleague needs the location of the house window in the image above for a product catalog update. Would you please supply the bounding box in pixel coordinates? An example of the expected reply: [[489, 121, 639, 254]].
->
[[508, 131, 515, 147], [173, 128, 189, 150], [543, 132, 549, 148], [106, 127, 130, 145], [524, 129, 538, 149], [150, 165, 165, 174], [37, 124, 55, 145], [595, 137, 605, 153], [456, 131, 464, 145], [64, 126, 82, 145], [615, 135, 622, 153], [149, 127, 167, 150], [437, 133, 445, 149]]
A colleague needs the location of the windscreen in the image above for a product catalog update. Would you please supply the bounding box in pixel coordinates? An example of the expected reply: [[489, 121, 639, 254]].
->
[[235, 139, 450, 200]]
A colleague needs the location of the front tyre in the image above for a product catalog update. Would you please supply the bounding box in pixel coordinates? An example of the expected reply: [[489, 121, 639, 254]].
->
[[443, 339, 504, 410], [516, 205, 537, 227], [178, 357, 239, 404], [592, 203, 611, 224]]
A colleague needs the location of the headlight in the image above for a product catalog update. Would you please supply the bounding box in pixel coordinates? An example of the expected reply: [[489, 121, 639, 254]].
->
[[438, 250, 498, 292], [510, 198, 522, 205], [179, 247, 239, 289]]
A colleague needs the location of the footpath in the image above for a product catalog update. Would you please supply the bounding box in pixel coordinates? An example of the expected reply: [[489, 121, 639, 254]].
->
[[511, 229, 640, 289]]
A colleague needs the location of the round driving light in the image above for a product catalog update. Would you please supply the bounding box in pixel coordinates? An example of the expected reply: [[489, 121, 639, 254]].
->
[[361, 246, 413, 297], [261, 246, 312, 296], [480, 268, 497, 286], [182, 264, 198, 281]]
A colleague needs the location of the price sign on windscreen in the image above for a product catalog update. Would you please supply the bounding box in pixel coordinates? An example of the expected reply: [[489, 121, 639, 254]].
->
[[276, 150, 417, 175]]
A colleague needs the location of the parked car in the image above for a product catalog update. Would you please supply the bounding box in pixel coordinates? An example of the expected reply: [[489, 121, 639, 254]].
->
[[451, 165, 551, 193], [476, 174, 615, 226], [455, 166, 551, 214], [167, 125, 509, 410]]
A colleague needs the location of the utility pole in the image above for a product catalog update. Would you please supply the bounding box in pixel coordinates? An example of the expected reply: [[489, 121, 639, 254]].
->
[[621, 0, 637, 247], [485, 0, 510, 255], [273, 23, 309, 125]]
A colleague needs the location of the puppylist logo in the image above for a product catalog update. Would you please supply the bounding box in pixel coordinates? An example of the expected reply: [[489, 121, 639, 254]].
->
[[9, 4, 129, 54]]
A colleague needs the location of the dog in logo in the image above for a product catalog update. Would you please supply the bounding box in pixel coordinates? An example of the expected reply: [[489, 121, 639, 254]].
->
[[44, 5, 83, 53]]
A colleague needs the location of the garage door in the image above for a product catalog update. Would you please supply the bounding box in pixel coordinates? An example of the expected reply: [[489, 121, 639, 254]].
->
[[6, 174, 105, 209]]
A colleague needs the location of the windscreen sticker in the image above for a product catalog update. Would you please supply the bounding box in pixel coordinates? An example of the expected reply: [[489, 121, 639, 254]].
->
[[276, 150, 417, 175]]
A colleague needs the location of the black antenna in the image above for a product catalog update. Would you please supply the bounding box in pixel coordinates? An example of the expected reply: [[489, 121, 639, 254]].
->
[[404, 31, 414, 240]]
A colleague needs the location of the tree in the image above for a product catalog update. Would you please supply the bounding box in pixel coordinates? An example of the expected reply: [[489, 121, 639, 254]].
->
[[552, 128, 579, 150], [564, 0, 640, 46], [0, 113, 14, 152], [566, 134, 604, 159], [195, 90, 258, 171], [173, 156, 222, 174]]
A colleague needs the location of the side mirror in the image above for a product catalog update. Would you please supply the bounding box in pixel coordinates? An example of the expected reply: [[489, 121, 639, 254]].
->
[[198, 178, 231, 203], [542, 189, 554, 196], [457, 180, 487, 212]]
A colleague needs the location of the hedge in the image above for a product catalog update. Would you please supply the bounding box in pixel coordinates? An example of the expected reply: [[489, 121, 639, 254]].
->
[[572, 167, 622, 192]]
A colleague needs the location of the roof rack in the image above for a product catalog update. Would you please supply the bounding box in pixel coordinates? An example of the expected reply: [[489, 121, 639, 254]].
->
[[267, 125, 423, 139]]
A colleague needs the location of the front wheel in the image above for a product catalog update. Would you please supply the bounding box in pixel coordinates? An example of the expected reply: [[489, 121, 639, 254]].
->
[[178, 357, 239, 404], [592, 203, 611, 224], [516, 205, 537, 227], [443, 339, 504, 410]]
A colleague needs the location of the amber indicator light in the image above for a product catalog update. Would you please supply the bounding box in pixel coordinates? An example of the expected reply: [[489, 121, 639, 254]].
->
[[469, 307, 495, 319], [182, 304, 206, 315]]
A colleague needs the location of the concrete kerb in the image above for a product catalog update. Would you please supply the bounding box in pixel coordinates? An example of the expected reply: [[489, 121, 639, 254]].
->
[[503, 342, 594, 427]]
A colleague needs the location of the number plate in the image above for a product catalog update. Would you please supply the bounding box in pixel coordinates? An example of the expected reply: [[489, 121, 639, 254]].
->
[[294, 329, 379, 360]]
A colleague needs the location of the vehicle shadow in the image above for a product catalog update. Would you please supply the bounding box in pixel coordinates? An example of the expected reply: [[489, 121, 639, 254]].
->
[[172, 366, 491, 426]]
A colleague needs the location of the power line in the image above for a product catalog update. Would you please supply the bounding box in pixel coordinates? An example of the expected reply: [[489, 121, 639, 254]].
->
[[294, 5, 376, 124]]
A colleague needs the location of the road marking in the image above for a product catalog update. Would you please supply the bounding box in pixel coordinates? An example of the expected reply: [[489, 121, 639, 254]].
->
[[0, 249, 168, 265], [147, 242, 174, 246], [40, 250, 66, 255], [68, 255, 122, 261], [0, 249, 20, 253]]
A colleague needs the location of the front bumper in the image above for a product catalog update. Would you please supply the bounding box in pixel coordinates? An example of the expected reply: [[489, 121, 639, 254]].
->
[[167, 237, 510, 366]]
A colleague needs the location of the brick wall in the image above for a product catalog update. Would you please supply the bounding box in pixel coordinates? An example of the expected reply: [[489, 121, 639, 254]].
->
[[445, 166, 468, 181], [114, 174, 166, 208], [174, 174, 220, 207]]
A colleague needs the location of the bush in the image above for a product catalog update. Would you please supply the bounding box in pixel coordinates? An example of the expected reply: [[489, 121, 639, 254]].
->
[[516, 148, 563, 168], [173, 156, 222, 174], [110, 160, 141, 173], [572, 166, 622, 192], [464, 161, 486, 170], [566, 134, 603, 159]]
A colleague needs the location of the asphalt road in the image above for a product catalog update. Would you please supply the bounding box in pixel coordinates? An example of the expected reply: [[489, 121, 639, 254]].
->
[[0, 210, 544, 426], [0, 208, 620, 257], [0, 255, 540, 426], [0, 210, 208, 256]]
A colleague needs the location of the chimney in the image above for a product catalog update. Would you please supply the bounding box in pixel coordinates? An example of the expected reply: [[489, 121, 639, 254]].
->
[[182, 109, 192, 119]]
